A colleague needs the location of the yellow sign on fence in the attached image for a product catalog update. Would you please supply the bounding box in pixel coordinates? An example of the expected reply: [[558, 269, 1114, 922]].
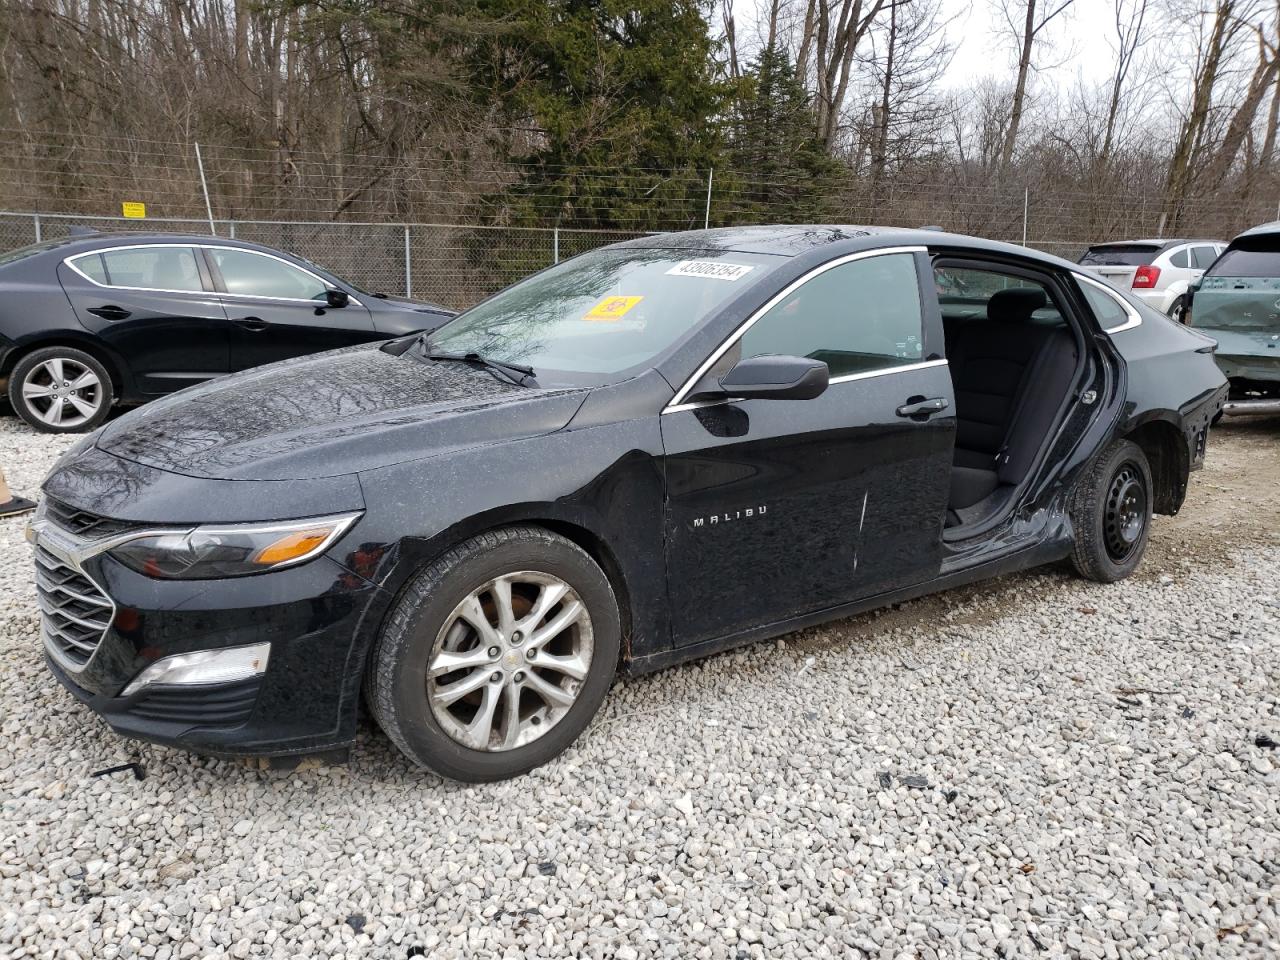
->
[[121, 201, 146, 219]]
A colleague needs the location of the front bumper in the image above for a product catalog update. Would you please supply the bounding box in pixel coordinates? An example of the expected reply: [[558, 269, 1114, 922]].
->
[[37, 534, 390, 758]]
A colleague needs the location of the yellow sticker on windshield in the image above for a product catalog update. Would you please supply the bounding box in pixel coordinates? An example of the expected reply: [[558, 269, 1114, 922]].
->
[[583, 295, 643, 321]]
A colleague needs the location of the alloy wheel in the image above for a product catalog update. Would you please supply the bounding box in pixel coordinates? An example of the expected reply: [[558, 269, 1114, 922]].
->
[[20, 357, 104, 429], [426, 571, 594, 752], [1103, 462, 1147, 563]]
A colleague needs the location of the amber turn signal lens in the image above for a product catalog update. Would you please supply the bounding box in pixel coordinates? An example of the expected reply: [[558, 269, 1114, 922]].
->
[[252, 529, 332, 566]]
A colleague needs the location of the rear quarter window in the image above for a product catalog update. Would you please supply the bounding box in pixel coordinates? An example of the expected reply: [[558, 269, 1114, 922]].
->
[[1077, 277, 1138, 332]]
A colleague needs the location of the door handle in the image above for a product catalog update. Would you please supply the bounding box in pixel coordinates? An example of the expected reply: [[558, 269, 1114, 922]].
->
[[233, 316, 269, 331], [87, 305, 130, 321], [896, 397, 949, 420]]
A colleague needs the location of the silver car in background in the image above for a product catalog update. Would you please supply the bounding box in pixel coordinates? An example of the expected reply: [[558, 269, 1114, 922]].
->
[[1078, 239, 1226, 323]]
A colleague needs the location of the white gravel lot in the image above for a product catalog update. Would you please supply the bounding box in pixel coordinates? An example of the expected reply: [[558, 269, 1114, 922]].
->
[[1, 414, 1278, 960]]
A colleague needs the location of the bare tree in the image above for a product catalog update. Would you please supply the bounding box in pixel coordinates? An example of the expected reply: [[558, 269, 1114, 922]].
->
[[795, 0, 888, 149], [865, 0, 955, 184], [1100, 0, 1153, 166], [995, 0, 1076, 170], [1163, 0, 1263, 227]]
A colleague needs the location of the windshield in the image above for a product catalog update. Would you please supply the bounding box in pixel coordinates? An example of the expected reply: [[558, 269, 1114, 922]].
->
[[1205, 246, 1280, 278], [1078, 245, 1160, 267], [424, 247, 784, 386]]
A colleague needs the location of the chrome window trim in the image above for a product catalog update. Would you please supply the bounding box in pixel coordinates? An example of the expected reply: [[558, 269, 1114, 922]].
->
[[201, 245, 363, 307], [1075, 272, 1142, 333], [63, 242, 360, 307], [665, 358, 949, 414], [664, 246, 929, 414], [64, 243, 209, 297]]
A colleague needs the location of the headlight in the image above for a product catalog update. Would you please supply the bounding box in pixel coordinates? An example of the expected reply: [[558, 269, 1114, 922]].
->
[[108, 512, 361, 579]]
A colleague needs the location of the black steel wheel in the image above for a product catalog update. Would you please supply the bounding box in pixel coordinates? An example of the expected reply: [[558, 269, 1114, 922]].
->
[[1102, 462, 1148, 563], [1069, 439, 1153, 582]]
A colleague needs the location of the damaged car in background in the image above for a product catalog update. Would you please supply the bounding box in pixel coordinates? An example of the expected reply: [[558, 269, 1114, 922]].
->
[[1186, 221, 1280, 416], [30, 225, 1227, 782]]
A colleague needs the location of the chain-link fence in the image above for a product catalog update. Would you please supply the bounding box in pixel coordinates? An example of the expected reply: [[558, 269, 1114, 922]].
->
[[0, 212, 650, 310], [0, 201, 1271, 309]]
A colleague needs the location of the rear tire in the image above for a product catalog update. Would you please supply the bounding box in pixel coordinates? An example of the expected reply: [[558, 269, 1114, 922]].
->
[[1069, 439, 1153, 583], [8, 346, 113, 433], [366, 526, 620, 782], [1168, 296, 1188, 324]]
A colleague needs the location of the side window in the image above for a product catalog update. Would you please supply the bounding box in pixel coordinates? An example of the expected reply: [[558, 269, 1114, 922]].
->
[[72, 253, 108, 284], [78, 247, 203, 292], [737, 253, 923, 378], [1168, 248, 1190, 268], [934, 266, 1061, 323], [210, 249, 328, 300], [1078, 279, 1134, 331], [1192, 246, 1218, 269]]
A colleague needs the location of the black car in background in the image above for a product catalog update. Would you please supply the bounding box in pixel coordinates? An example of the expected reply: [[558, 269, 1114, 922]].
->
[[0, 233, 453, 432], [33, 226, 1227, 782]]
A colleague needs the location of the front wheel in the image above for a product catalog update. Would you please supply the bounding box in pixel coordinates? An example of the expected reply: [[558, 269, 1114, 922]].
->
[[8, 347, 113, 433], [366, 526, 620, 782], [1069, 439, 1153, 582]]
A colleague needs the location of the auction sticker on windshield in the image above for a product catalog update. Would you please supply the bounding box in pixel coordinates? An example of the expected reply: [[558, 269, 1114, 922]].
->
[[584, 295, 644, 321], [666, 260, 755, 281]]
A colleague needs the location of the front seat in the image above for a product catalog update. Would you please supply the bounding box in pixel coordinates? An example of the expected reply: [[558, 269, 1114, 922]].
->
[[947, 287, 1078, 513]]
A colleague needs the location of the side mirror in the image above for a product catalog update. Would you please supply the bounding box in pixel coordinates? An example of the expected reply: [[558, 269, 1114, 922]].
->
[[717, 355, 829, 401], [325, 288, 350, 308]]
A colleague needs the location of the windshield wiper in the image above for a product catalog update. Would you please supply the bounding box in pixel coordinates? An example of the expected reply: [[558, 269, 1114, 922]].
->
[[422, 348, 538, 387]]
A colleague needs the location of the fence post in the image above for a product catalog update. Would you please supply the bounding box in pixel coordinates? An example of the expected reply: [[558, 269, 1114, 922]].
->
[[33, 213, 41, 243], [553, 226, 559, 265], [704, 168, 714, 230], [1022, 187, 1029, 246], [193, 142, 217, 236], [228, 220, 236, 239], [404, 225, 412, 298]]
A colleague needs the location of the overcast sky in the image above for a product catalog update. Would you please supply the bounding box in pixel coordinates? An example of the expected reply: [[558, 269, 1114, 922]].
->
[[946, 0, 1123, 89]]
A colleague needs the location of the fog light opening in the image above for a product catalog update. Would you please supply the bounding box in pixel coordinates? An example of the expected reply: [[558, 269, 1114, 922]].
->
[[120, 642, 271, 697]]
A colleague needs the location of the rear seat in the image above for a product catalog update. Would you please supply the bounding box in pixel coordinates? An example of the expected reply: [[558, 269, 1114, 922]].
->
[[946, 288, 1078, 512]]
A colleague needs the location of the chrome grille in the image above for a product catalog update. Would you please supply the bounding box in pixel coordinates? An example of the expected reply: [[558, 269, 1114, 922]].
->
[[34, 544, 113, 668], [44, 498, 142, 540]]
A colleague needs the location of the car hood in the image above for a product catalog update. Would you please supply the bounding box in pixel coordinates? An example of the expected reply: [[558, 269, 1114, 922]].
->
[[370, 293, 453, 316], [95, 344, 588, 481]]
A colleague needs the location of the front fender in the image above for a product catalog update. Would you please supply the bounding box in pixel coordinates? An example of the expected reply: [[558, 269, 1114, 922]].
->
[[351, 415, 670, 667]]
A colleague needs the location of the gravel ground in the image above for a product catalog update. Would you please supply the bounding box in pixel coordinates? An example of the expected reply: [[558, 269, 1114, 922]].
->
[[1, 413, 1278, 960]]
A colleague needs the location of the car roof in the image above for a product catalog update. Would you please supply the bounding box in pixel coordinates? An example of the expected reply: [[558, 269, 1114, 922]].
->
[[1231, 220, 1280, 242], [611, 224, 1091, 273], [1084, 238, 1221, 249], [31, 232, 300, 259]]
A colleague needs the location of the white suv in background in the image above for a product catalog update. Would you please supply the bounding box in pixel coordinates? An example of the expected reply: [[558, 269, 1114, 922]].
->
[[1077, 239, 1226, 323]]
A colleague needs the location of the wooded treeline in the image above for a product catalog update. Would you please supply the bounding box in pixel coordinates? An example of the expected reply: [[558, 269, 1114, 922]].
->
[[3, 0, 1280, 243]]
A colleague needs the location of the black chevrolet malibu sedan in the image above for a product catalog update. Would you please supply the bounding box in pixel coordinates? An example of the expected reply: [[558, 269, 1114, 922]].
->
[[0, 233, 453, 432], [30, 226, 1227, 781]]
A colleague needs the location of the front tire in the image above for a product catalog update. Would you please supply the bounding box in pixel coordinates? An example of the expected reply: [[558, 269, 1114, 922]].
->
[[1069, 439, 1153, 582], [8, 347, 113, 433], [366, 526, 620, 782]]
